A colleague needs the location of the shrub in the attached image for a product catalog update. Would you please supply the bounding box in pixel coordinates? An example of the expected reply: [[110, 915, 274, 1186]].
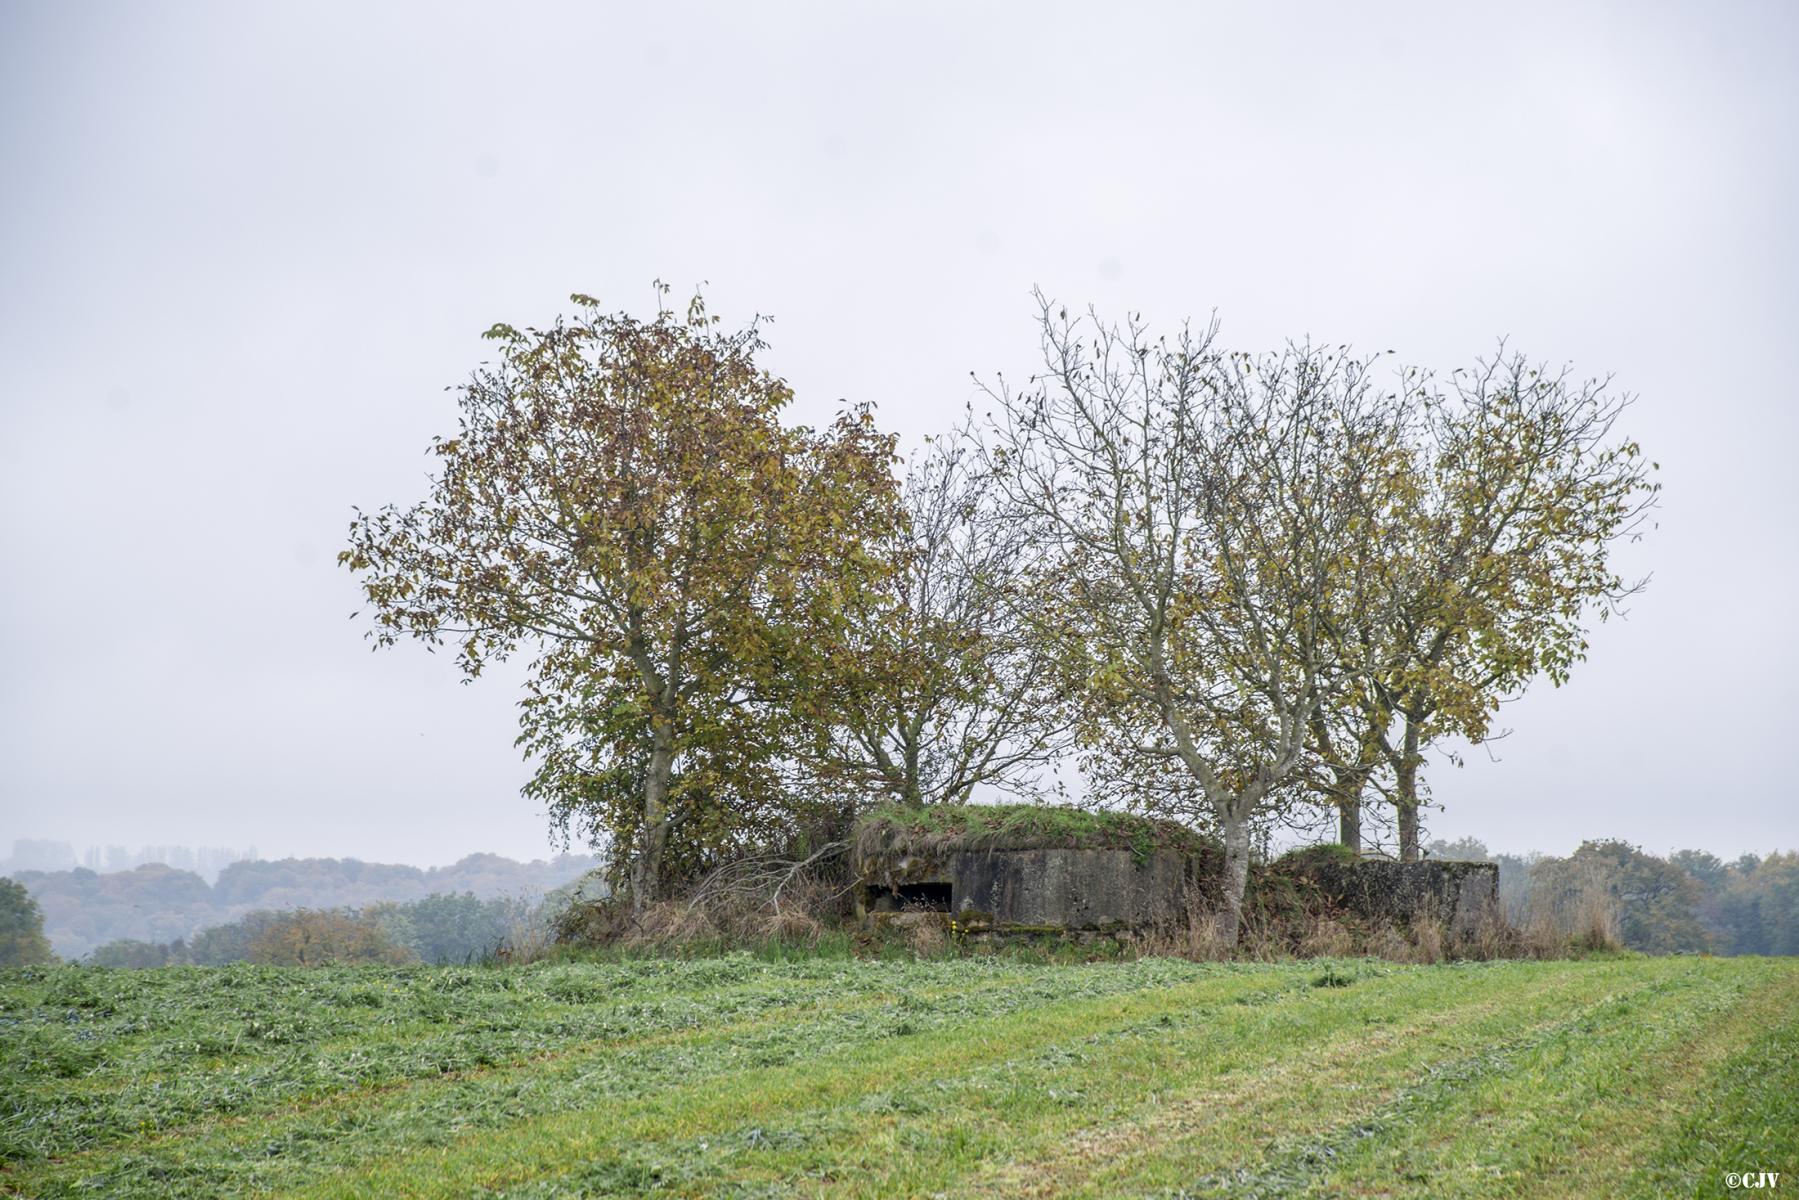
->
[[246, 910, 414, 966]]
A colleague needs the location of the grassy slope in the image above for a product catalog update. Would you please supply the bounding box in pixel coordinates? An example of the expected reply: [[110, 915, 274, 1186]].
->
[[0, 956, 1793, 1198]]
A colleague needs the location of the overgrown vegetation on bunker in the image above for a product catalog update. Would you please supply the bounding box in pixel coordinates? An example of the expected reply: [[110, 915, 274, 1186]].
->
[[854, 803, 1220, 865]]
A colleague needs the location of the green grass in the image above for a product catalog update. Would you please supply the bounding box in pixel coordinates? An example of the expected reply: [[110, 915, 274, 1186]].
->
[[1, 956, 1793, 1197]]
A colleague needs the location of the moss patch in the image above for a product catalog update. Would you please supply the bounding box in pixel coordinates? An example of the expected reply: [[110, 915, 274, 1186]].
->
[[854, 803, 1219, 864], [1275, 842, 1359, 869]]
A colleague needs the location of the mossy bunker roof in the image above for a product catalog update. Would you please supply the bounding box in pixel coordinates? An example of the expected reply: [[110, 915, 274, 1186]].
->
[[853, 802, 1217, 858]]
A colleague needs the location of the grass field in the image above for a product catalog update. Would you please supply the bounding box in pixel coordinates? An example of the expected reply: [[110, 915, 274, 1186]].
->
[[2, 955, 1794, 1198]]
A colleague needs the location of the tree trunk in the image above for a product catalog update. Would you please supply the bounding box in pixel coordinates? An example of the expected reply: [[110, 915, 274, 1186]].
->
[[1310, 708, 1361, 856], [631, 724, 676, 911], [1336, 780, 1362, 856], [902, 728, 922, 805], [1218, 809, 1252, 947], [1396, 715, 1421, 863]]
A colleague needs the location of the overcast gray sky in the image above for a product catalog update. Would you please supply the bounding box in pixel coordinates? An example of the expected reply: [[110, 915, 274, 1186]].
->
[[2, 1, 1794, 868]]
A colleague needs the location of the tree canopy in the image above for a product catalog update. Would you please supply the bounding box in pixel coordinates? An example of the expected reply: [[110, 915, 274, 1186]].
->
[[1354, 354, 1658, 859], [797, 437, 1071, 807], [342, 288, 903, 905]]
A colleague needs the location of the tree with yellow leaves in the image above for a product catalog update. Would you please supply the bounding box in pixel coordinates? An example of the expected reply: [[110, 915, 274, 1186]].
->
[[342, 288, 903, 907], [1335, 352, 1659, 859]]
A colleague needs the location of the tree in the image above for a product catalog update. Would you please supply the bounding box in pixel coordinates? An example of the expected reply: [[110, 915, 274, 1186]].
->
[[0, 878, 55, 965], [89, 938, 184, 968], [1289, 388, 1427, 853], [185, 910, 283, 964], [1426, 835, 1542, 921], [797, 436, 1071, 805], [1670, 848, 1728, 890], [980, 296, 1396, 943], [1425, 836, 1492, 861], [246, 910, 414, 966], [342, 289, 902, 907], [1743, 852, 1799, 957], [1531, 840, 1709, 953], [368, 892, 518, 963], [1350, 354, 1658, 859], [1706, 851, 1799, 956], [1675, 849, 1752, 952]]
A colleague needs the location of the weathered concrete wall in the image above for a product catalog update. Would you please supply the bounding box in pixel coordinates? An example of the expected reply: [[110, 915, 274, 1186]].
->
[[858, 847, 1200, 932], [1295, 859, 1499, 936], [950, 848, 1196, 930]]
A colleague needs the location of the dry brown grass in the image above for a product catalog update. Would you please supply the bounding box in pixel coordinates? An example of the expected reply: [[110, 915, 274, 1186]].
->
[[1298, 916, 1356, 958], [1126, 892, 1240, 961], [1363, 924, 1411, 962], [1571, 888, 1623, 953], [760, 905, 824, 945], [1515, 863, 1623, 957], [550, 860, 1597, 964], [632, 900, 720, 945], [1126, 899, 1563, 965], [1234, 916, 1293, 962], [1518, 914, 1567, 959], [905, 917, 947, 958], [551, 867, 850, 955], [1409, 916, 1446, 964], [496, 909, 556, 965], [1457, 905, 1521, 961]]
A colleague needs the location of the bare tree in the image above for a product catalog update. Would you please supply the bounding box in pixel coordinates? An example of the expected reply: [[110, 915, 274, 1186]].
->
[[979, 294, 1395, 943], [798, 435, 1072, 805]]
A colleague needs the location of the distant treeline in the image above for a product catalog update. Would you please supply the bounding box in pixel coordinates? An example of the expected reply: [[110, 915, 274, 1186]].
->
[[84, 891, 542, 967], [1, 839, 257, 882], [1429, 837, 1799, 956], [10, 837, 1793, 963], [8, 852, 599, 961]]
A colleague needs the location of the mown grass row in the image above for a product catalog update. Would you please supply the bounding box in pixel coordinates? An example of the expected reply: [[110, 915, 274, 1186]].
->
[[3, 957, 1223, 1193], [2, 956, 1793, 1198]]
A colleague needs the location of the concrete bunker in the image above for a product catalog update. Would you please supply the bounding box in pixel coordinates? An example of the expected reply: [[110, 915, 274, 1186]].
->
[[1276, 848, 1501, 938], [852, 804, 1220, 934]]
